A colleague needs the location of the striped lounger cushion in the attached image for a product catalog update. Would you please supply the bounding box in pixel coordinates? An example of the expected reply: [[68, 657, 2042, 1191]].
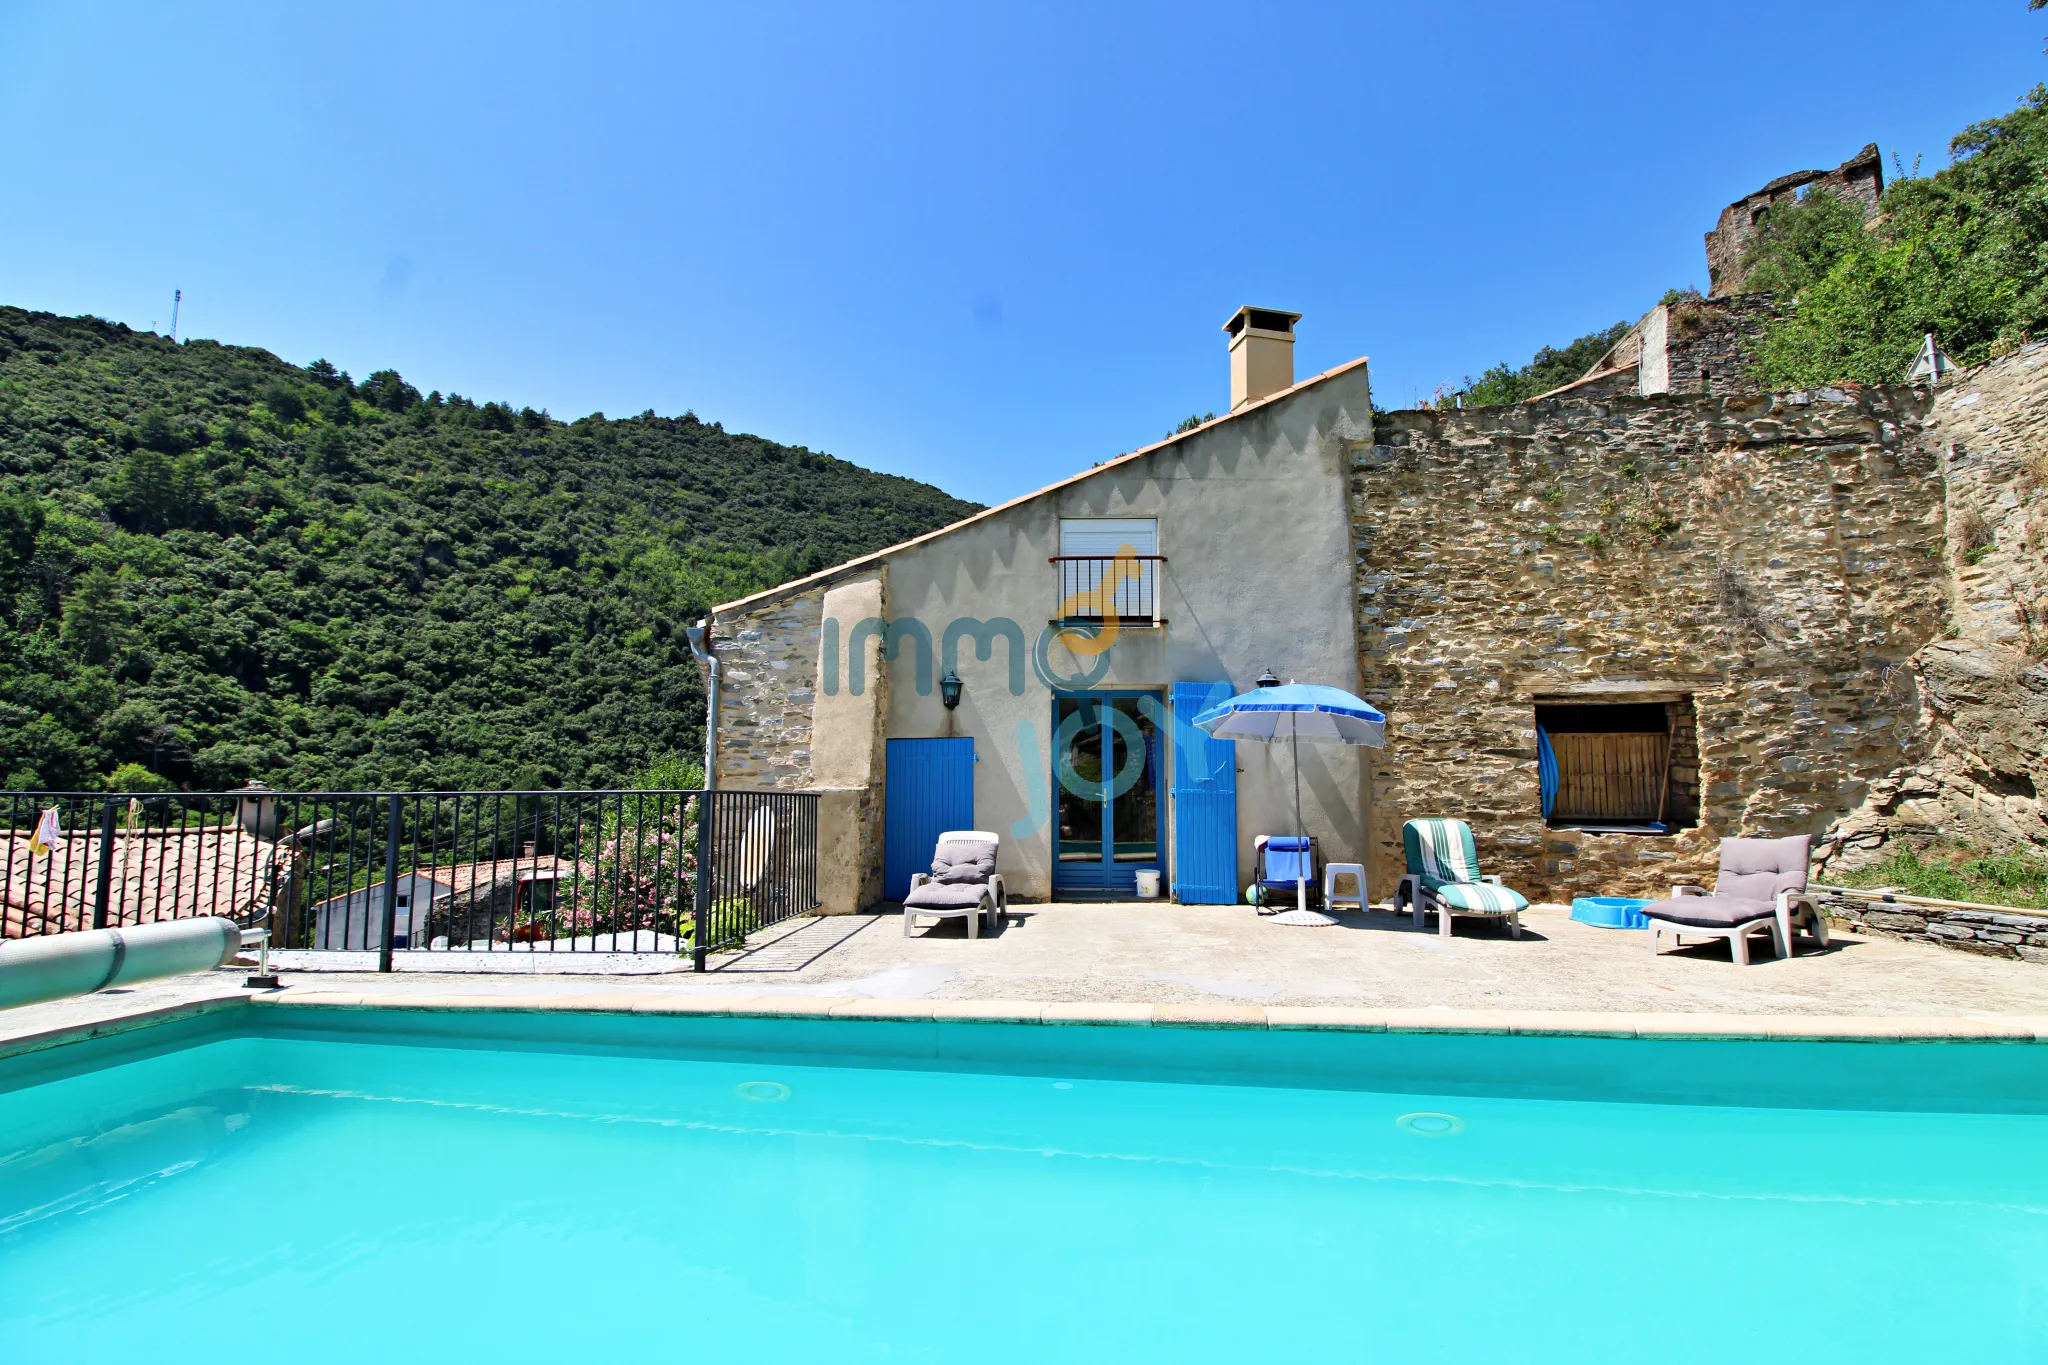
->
[[1408, 818, 1529, 914]]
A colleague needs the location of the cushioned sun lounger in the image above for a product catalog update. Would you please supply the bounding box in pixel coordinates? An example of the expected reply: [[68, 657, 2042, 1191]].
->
[[1395, 818, 1528, 940], [903, 830, 1006, 938], [1642, 834, 1824, 965]]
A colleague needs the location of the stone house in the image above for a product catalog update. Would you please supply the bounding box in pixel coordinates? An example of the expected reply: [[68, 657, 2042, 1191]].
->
[[708, 309, 1375, 911], [702, 168, 2045, 912]]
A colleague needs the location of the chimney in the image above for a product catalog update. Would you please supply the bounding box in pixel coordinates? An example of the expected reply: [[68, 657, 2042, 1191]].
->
[[1223, 306, 1301, 410]]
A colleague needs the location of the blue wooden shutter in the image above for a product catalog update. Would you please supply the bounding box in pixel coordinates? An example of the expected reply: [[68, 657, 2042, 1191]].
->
[[1170, 682, 1238, 904], [883, 738, 976, 900]]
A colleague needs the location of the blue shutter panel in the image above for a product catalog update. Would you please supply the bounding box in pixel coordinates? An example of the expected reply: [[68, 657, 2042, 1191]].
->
[[883, 738, 976, 900], [1170, 681, 1238, 904]]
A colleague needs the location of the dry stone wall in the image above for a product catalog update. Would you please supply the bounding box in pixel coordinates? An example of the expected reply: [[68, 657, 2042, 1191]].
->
[[1706, 143, 1882, 297], [1353, 385, 1948, 900], [1663, 295, 1782, 399], [1814, 889, 2048, 963], [707, 567, 891, 910], [1823, 348, 2048, 869], [711, 586, 829, 791]]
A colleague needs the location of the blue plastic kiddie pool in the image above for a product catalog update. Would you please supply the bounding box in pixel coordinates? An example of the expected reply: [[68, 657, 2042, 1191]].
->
[[1570, 896, 1653, 930]]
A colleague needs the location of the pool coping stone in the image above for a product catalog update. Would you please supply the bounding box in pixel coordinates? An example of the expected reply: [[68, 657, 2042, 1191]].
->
[[9, 988, 2048, 1066]]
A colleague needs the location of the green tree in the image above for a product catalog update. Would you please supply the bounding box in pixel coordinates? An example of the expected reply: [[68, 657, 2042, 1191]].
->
[[1462, 322, 1632, 406], [320, 385, 357, 426], [1737, 189, 1872, 296], [260, 381, 306, 424], [58, 566, 129, 664]]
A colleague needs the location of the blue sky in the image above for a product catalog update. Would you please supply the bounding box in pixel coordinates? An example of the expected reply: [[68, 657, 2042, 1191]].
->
[[1, 2, 2039, 506]]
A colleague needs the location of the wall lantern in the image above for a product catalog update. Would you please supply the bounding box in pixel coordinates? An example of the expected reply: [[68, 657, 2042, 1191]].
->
[[939, 669, 963, 710], [234, 780, 279, 840], [1255, 669, 1282, 688]]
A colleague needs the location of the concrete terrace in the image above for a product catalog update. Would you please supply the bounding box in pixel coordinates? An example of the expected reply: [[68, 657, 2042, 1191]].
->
[[11, 901, 2048, 1054]]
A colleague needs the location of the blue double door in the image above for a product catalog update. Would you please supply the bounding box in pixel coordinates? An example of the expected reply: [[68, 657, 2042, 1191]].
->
[[1051, 691, 1165, 897], [881, 683, 1240, 904], [1050, 686, 1238, 901]]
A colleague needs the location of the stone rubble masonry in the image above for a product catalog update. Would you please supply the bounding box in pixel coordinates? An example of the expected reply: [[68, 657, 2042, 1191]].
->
[[707, 567, 889, 912], [1705, 142, 1883, 298], [1664, 698, 1701, 827], [1354, 383, 1948, 901], [1571, 294, 1780, 404], [1816, 891, 2048, 965], [1660, 294, 1784, 400], [1822, 346, 2048, 871], [712, 583, 830, 792]]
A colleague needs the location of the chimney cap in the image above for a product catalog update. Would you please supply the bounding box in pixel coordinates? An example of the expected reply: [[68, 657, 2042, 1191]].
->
[[1224, 306, 1301, 338]]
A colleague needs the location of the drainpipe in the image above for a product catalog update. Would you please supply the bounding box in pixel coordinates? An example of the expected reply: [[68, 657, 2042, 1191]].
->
[[685, 617, 719, 792]]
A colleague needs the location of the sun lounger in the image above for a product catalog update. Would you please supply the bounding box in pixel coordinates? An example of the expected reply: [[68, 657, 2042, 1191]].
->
[[1643, 834, 1824, 965], [1395, 818, 1527, 939], [903, 830, 1006, 938]]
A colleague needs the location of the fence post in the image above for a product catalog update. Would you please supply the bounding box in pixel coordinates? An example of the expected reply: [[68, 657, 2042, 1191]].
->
[[91, 798, 117, 931], [378, 795, 402, 973], [692, 791, 713, 972]]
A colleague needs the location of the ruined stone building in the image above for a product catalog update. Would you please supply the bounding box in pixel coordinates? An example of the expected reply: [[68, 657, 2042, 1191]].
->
[[1705, 142, 1884, 297], [1560, 144, 1885, 406], [700, 148, 2045, 925]]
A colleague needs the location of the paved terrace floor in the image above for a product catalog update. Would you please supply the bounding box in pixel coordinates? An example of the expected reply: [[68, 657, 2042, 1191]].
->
[[11, 902, 2048, 1043]]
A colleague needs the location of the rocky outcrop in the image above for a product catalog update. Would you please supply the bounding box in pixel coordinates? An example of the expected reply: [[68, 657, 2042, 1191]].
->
[[1820, 348, 2048, 872]]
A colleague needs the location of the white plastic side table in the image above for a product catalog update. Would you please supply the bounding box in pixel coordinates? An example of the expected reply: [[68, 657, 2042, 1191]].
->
[[1323, 862, 1367, 912]]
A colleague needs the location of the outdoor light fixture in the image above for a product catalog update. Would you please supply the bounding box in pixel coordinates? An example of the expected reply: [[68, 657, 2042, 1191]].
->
[[1255, 669, 1281, 688], [939, 669, 963, 710]]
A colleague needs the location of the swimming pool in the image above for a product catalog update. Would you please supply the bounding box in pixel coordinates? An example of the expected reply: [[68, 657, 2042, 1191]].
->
[[2, 1003, 2046, 1363]]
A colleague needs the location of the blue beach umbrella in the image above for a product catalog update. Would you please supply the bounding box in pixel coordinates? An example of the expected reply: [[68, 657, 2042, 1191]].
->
[[1194, 677, 1388, 924]]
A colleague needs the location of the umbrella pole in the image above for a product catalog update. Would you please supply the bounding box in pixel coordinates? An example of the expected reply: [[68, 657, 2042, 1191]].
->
[[1291, 725, 1306, 915]]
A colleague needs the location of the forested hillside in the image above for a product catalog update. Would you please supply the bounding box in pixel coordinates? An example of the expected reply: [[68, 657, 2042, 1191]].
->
[[0, 308, 977, 792]]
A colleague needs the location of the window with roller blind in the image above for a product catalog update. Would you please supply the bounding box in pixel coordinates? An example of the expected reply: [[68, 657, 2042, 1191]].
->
[[1054, 518, 1160, 623]]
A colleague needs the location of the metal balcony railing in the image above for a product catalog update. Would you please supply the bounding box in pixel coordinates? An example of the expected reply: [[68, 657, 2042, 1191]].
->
[[1050, 554, 1165, 625]]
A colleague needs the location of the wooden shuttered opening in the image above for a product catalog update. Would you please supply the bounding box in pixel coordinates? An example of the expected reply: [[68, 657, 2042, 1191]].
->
[[1535, 698, 1683, 826], [1545, 732, 1671, 822]]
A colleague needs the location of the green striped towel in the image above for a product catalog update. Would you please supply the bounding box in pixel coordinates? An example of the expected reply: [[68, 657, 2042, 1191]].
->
[[1402, 819, 1528, 914]]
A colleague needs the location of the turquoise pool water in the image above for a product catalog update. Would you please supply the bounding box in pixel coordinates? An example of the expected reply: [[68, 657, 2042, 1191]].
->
[[2, 1014, 2047, 1362]]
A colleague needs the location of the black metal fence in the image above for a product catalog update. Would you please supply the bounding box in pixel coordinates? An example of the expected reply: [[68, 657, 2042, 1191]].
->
[[0, 788, 819, 972]]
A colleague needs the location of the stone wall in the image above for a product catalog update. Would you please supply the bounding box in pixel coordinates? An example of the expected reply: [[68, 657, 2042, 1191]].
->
[[1821, 347, 2048, 869], [1814, 890, 2048, 964], [1663, 698, 1701, 826], [708, 568, 891, 910], [712, 585, 829, 790], [1353, 384, 1948, 900], [1662, 294, 1782, 399]]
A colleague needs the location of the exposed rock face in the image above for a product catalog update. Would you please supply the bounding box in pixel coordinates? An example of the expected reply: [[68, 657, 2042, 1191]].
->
[[1821, 349, 2048, 870], [1354, 384, 1948, 900]]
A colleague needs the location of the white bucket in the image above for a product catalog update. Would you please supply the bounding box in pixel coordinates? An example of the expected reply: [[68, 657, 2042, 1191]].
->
[[1133, 871, 1162, 899]]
